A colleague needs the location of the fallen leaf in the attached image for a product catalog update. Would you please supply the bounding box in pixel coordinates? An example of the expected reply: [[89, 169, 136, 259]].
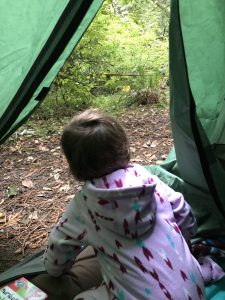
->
[[59, 184, 70, 192], [39, 145, 49, 152], [22, 179, 34, 188], [9, 146, 17, 152], [28, 211, 38, 220], [24, 169, 38, 178], [53, 168, 62, 173], [65, 195, 75, 201], [19, 129, 35, 136], [43, 187, 53, 191], [54, 173, 60, 180], [7, 185, 18, 198], [133, 156, 144, 163], [0, 211, 6, 223], [27, 156, 34, 161], [143, 143, 149, 148], [15, 248, 22, 254], [37, 193, 45, 197], [130, 147, 136, 153], [150, 140, 158, 148], [52, 184, 62, 190]]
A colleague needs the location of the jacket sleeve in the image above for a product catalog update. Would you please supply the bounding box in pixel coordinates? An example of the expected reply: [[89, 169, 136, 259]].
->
[[153, 175, 197, 243], [43, 192, 88, 277], [168, 187, 197, 242]]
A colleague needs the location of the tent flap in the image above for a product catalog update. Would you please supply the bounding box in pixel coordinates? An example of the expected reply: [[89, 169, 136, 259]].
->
[[169, 0, 225, 238], [0, 0, 103, 144]]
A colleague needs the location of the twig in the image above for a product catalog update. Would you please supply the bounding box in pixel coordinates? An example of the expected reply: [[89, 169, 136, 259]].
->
[[21, 211, 52, 256]]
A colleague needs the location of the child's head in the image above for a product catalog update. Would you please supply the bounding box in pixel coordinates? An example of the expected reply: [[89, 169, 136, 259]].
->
[[61, 108, 130, 181]]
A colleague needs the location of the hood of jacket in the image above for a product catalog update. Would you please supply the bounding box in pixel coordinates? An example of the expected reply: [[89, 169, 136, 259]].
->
[[82, 164, 157, 239]]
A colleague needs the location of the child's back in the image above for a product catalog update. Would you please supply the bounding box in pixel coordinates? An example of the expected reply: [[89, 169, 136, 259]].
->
[[45, 163, 205, 300]]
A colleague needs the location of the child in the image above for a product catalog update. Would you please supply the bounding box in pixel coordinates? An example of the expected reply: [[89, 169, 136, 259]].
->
[[44, 108, 206, 300]]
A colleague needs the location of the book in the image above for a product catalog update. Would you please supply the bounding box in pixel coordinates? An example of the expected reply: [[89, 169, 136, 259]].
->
[[0, 277, 48, 299]]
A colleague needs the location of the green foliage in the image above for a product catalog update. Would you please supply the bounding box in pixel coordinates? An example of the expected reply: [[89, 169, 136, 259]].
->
[[38, 0, 169, 118]]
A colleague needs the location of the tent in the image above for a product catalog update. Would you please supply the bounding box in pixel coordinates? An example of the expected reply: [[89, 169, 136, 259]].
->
[[0, 0, 225, 298]]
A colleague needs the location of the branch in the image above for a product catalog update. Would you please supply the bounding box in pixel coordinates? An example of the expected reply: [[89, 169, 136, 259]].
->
[[151, 0, 170, 18]]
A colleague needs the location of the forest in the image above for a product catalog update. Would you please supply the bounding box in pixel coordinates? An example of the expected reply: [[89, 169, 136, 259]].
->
[[37, 0, 169, 118]]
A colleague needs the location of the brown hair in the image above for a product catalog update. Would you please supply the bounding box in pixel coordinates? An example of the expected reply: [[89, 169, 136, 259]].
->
[[61, 109, 130, 181]]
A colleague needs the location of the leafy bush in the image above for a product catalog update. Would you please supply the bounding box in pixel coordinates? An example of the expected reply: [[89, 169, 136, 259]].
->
[[37, 0, 169, 118]]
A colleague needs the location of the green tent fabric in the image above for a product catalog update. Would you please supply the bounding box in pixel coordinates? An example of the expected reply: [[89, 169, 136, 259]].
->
[[163, 0, 225, 240], [147, 0, 225, 241], [0, 0, 103, 144]]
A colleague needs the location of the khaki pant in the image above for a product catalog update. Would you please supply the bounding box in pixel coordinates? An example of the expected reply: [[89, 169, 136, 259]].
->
[[74, 285, 110, 300], [31, 246, 102, 300]]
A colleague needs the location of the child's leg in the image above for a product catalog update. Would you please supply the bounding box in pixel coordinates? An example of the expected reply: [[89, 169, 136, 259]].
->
[[198, 255, 225, 284], [31, 246, 102, 300], [74, 285, 110, 300]]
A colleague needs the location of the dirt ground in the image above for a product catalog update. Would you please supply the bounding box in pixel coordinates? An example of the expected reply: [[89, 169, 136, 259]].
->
[[0, 105, 173, 273]]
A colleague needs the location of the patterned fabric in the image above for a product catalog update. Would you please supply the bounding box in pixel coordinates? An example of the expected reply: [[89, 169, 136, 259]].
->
[[44, 163, 206, 300], [192, 239, 225, 284]]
